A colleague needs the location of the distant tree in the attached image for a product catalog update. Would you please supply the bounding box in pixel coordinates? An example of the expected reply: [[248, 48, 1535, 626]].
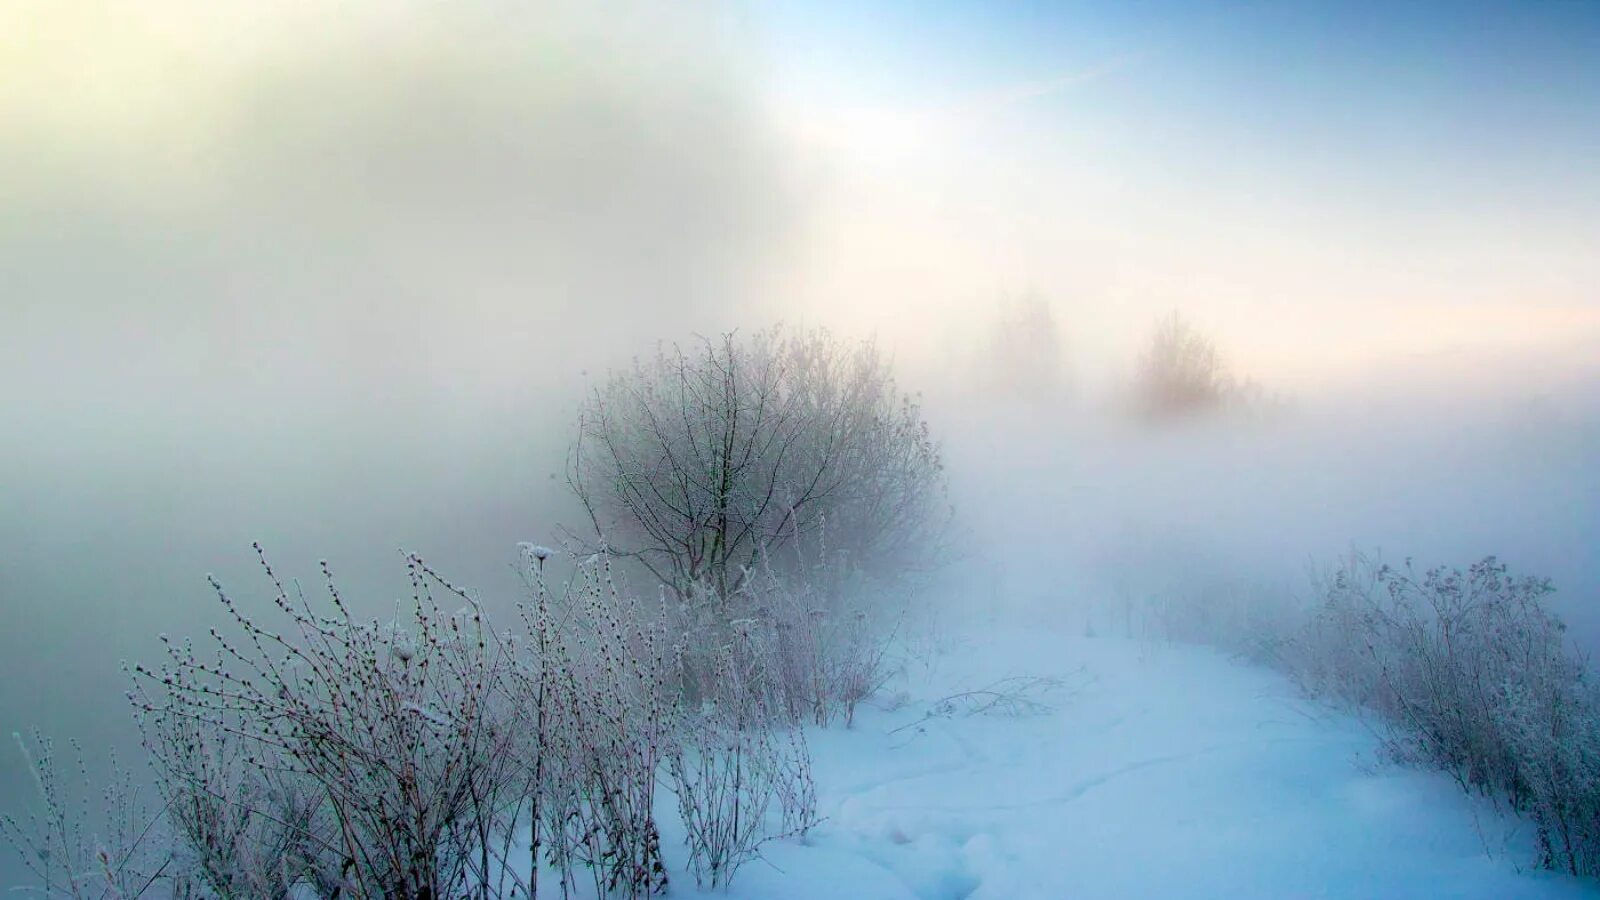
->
[[982, 295, 1069, 404], [1132, 311, 1234, 420], [568, 328, 947, 602]]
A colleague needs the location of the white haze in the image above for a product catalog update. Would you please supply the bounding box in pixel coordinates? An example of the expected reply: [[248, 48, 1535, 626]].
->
[[932, 354, 1600, 638]]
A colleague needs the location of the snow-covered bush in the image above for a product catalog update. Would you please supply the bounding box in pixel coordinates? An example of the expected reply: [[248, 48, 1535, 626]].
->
[[1286, 554, 1600, 876]]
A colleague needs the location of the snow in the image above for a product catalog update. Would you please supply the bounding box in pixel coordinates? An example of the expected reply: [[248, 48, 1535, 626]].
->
[[641, 626, 1595, 899], [518, 543, 555, 562]]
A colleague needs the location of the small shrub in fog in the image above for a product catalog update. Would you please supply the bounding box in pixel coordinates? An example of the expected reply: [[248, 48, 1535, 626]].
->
[[1141, 578, 1301, 666], [978, 294, 1070, 406], [1132, 311, 1231, 419], [1130, 311, 1280, 422]]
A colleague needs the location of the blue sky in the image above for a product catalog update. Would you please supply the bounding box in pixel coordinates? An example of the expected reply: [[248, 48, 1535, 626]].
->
[[756, 0, 1599, 207]]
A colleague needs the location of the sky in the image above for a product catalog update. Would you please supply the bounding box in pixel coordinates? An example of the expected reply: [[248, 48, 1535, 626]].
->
[[751, 0, 1600, 384], [0, 0, 1597, 883], [5, 1, 1596, 388]]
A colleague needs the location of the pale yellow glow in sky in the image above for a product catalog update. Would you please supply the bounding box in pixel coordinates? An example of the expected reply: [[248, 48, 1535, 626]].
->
[[4, 0, 1595, 399]]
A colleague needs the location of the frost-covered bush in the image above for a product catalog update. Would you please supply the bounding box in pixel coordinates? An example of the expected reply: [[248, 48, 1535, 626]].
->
[[667, 622, 817, 889], [568, 327, 947, 604], [1500, 661, 1600, 875], [10, 542, 831, 898], [129, 546, 526, 899], [1286, 554, 1600, 876], [743, 558, 895, 729], [136, 706, 339, 899], [531, 553, 676, 900], [673, 534, 898, 729], [0, 730, 167, 899], [523, 548, 821, 896], [119, 545, 682, 900]]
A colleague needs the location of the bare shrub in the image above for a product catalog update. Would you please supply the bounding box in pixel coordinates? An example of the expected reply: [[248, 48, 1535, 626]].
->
[[506, 544, 566, 900], [134, 700, 338, 899], [1133, 311, 1231, 420], [19, 539, 836, 898], [743, 556, 896, 728], [1142, 578, 1302, 666], [569, 327, 946, 603], [0, 730, 168, 899]]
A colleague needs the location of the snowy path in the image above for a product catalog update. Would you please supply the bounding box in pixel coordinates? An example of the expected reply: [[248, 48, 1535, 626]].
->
[[710, 629, 1596, 899]]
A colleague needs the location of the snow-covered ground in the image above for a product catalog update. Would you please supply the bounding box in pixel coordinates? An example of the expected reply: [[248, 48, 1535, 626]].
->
[[659, 627, 1596, 899]]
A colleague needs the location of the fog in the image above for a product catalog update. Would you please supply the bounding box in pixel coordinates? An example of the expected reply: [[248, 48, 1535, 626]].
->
[[935, 347, 1600, 637], [1, 0, 799, 839], [2, 1, 1597, 888]]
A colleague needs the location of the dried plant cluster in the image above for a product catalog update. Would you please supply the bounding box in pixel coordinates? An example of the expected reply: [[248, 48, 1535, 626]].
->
[[4, 538, 878, 898], [1285, 556, 1600, 876], [667, 620, 818, 889], [0, 731, 166, 900]]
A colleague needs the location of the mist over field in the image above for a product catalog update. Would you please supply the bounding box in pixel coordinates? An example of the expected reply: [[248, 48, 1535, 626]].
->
[[2, 2, 1597, 896]]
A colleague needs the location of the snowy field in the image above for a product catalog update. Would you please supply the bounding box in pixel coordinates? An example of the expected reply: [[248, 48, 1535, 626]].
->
[[646, 627, 1594, 900]]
